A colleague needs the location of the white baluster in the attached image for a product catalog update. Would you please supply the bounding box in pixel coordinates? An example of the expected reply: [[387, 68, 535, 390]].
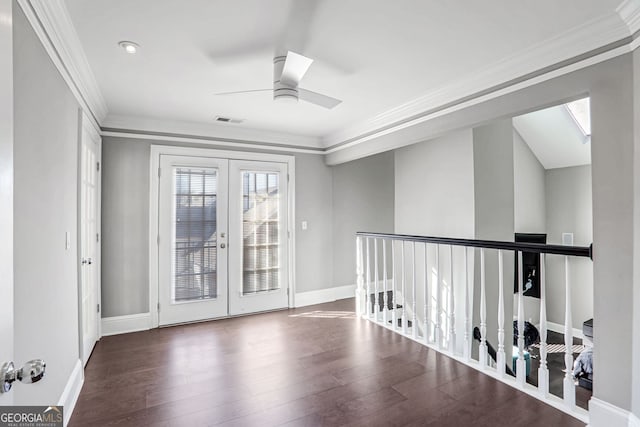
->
[[435, 244, 442, 349], [366, 237, 371, 318], [374, 238, 380, 321], [563, 256, 576, 408], [383, 239, 388, 326], [412, 242, 417, 339], [516, 251, 526, 387], [402, 241, 407, 335], [538, 253, 549, 397], [448, 245, 456, 354], [356, 236, 365, 317], [497, 250, 506, 377], [424, 243, 430, 344], [479, 248, 488, 368], [464, 247, 471, 361], [392, 240, 397, 332]]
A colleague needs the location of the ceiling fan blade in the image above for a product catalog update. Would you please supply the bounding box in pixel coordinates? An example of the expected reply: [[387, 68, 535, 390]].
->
[[280, 51, 313, 86], [215, 89, 271, 96], [298, 88, 342, 109]]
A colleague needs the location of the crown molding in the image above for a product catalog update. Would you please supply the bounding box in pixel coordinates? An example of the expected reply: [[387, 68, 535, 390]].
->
[[323, 7, 636, 152], [618, 0, 640, 35], [18, 0, 107, 126], [19, 0, 640, 158], [101, 114, 324, 153]]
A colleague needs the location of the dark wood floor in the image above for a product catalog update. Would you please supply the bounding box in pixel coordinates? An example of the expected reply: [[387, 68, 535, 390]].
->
[[70, 299, 585, 427]]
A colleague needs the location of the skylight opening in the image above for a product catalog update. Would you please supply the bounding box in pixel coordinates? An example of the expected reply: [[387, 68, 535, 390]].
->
[[566, 97, 591, 137]]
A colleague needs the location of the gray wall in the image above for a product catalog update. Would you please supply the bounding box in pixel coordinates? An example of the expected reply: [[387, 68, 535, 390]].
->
[[101, 137, 337, 316], [545, 165, 593, 328], [513, 130, 546, 326], [589, 54, 635, 411], [394, 130, 475, 354], [332, 152, 395, 288], [294, 153, 333, 292], [394, 130, 474, 238], [101, 140, 150, 317], [13, 7, 80, 404], [0, 0, 13, 407], [633, 48, 640, 419], [472, 119, 515, 361], [513, 131, 546, 233]]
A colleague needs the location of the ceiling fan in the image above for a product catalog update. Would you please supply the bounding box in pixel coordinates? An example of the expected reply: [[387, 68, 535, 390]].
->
[[215, 51, 342, 109]]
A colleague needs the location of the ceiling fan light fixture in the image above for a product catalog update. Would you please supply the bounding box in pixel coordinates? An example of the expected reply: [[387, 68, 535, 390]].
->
[[118, 41, 139, 54], [274, 87, 298, 104]]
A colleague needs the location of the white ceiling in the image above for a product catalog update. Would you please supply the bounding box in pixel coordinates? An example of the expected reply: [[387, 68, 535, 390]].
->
[[514, 102, 591, 170], [64, 0, 623, 145]]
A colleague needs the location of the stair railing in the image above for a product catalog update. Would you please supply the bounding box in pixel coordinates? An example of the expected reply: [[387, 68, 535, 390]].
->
[[355, 232, 592, 422]]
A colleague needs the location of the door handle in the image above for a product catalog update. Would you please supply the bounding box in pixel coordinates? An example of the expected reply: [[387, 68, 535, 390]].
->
[[87, 258, 92, 265], [1, 359, 46, 393], [220, 243, 226, 249]]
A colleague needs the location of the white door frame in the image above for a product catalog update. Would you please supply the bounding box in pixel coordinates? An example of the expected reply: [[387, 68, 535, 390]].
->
[[149, 145, 296, 327], [77, 111, 102, 358]]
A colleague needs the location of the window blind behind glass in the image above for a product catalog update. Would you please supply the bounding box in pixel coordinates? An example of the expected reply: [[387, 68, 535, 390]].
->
[[242, 171, 280, 294], [173, 168, 218, 301]]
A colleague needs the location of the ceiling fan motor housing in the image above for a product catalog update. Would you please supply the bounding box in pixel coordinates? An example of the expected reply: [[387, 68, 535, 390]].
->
[[273, 56, 299, 102]]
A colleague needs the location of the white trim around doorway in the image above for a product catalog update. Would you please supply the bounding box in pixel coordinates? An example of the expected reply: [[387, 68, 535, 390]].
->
[[148, 145, 296, 328]]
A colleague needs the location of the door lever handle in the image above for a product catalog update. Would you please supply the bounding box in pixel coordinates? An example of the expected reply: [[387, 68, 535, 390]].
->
[[1, 359, 46, 393]]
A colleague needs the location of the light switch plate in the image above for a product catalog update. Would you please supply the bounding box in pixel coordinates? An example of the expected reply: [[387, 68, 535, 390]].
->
[[562, 232, 574, 246], [65, 231, 71, 250], [301, 221, 308, 230]]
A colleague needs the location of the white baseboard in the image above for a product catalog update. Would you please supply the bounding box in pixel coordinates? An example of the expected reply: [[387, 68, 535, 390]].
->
[[588, 397, 636, 427], [101, 313, 152, 336], [295, 285, 356, 308], [547, 321, 584, 340], [58, 359, 83, 427]]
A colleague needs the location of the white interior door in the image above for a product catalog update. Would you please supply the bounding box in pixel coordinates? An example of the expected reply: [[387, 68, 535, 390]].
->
[[228, 160, 289, 315], [79, 114, 101, 366], [0, 0, 13, 404], [158, 155, 229, 325]]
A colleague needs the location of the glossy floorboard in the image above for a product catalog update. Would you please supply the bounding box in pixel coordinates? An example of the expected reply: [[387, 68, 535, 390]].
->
[[70, 299, 585, 427]]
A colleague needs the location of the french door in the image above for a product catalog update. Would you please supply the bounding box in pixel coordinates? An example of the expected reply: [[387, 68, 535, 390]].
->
[[158, 155, 289, 325]]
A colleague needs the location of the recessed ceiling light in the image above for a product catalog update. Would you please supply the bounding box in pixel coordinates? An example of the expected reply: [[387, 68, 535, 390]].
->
[[118, 41, 139, 54]]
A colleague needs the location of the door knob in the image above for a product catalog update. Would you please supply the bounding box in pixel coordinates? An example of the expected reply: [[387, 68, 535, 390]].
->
[[1, 359, 46, 393], [87, 258, 92, 265], [220, 243, 226, 249]]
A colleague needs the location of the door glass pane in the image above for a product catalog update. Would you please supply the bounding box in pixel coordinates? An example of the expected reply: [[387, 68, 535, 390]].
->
[[242, 171, 280, 295], [173, 168, 218, 302]]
